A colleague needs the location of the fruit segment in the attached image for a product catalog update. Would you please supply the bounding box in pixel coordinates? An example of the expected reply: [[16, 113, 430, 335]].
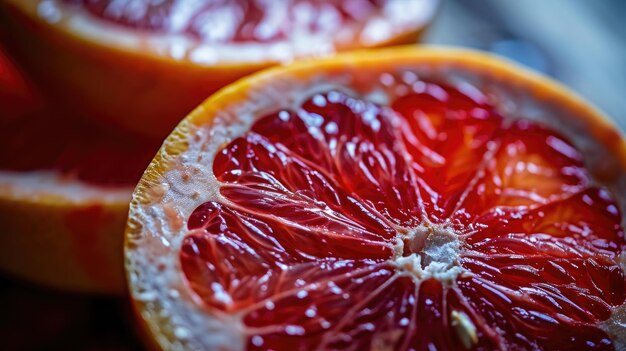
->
[[453, 121, 590, 223], [247, 91, 422, 226], [391, 82, 502, 222], [180, 80, 626, 350]]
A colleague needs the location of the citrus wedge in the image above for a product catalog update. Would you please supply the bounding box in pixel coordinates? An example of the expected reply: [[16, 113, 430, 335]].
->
[[0, 0, 439, 138], [126, 47, 626, 350]]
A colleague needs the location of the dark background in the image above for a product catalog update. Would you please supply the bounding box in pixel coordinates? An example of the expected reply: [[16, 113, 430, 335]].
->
[[2, 1, 624, 350]]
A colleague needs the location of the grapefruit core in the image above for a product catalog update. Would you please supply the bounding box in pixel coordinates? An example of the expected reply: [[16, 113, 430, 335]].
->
[[126, 47, 626, 350], [0, 0, 439, 139], [0, 48, 159, 293]]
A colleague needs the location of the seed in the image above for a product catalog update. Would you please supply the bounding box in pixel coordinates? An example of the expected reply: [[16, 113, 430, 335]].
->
[[451, 310, 478, 349]]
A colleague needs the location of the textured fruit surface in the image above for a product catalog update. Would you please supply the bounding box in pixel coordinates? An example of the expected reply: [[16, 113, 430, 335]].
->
[[126, 48, 626, 351], [64, 0, 404, 44], [178, 82, 625, 350], [0, 0, 437, 139]]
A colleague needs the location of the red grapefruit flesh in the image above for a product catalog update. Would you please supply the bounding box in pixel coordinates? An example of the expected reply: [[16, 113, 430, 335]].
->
[[125, 48, 626, 350], [0, 0, 439, 138], [65, 0, 417, 44], [180, 88, 623, 350]]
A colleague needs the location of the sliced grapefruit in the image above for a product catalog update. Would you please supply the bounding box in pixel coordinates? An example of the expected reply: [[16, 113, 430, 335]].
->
[[0, 49, 159, 293], [0, 0, 439, 138], [126, 47, 626, 350]]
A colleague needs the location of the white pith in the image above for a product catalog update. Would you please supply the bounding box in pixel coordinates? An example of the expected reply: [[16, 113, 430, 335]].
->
[[16, 0, 438, 65], [125, 59, 626, 351], [0, 170, 132, 204], [392, 221, 464, 286]]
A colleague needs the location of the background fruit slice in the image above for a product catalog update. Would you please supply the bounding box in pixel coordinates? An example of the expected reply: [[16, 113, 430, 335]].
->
[[0, 119, 157, 294], [125, 47, 626, 350], [0, 49, 158, 293], [0, 0, 440, 139]]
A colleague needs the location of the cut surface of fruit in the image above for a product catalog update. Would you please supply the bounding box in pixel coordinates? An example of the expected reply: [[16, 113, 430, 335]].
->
[[0, 0, 439, 138], [125, 47, 626, 350], [0, 49, 159, 293], [63, 0, 428, 46]]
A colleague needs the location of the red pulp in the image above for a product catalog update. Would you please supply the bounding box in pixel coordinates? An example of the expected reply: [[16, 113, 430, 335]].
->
[[179, 79, 625, 350]]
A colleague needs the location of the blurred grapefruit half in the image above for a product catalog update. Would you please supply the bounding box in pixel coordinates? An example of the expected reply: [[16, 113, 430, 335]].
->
[[126, 47, 626, 350], [0, 0, 439, 138], [0, 49, 158, 293]]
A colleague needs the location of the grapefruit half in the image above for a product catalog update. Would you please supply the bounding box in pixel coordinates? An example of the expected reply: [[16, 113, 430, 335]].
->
[[0, 0, 439, 138], [0, 49, 159, 293], [0, 113, 158, 293], [126, 47, 626, 350]]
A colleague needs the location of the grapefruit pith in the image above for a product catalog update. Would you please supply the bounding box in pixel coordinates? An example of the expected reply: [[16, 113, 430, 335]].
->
[[0, 0, 439, 138], [126, 47, 626, 350], [0, 49, 159, 293]]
